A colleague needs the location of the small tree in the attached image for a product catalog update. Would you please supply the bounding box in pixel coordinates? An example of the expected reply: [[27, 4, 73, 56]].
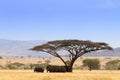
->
[[0, 56, 3, 59], [105, 60, 120, 70], [31, 40, 112, 72], [82, 59, 100, 71]]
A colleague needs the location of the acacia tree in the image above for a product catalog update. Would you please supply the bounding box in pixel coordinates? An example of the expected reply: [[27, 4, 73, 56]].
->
[[82, 59, 100, 71], [31, 40, 112, 72]]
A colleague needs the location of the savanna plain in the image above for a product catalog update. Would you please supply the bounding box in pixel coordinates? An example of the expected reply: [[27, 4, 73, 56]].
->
[[0, 70, 120, 80], [0, 57, 120, 80]]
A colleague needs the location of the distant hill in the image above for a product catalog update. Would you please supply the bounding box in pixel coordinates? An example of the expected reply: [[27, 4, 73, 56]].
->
[[0, 39, 49, 57], [0, 39, 120, 58]]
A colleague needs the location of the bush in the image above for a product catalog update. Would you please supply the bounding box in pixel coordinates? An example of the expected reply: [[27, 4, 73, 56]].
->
[[66, 60, 71, 66], [82, 59, 100, 71], [29, 63, 48, 69], [11, 62, 24, 66], [6, 62, 25, 69], [0, 56, 2, 59], [105, 60, 120, 70]]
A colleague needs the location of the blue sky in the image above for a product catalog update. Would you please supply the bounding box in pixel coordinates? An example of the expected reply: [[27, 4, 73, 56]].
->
[[0, 0, 120, 47]]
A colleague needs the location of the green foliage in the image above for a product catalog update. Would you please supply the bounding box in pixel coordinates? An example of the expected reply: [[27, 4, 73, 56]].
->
[[29, 64, 41, 69], [6, 64, 17, 69], [65, 60, 71, 66], [11, 62, 24, 66], [39, 63, 49, 68], [29, 63, 48, 69], [82, 59, 100, 71], [3, 62, 49, 70], [105, 60, 120, 70], [6, 62, 25, 69]]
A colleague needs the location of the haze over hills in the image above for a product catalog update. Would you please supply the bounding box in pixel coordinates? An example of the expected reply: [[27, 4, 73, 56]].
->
[[0, 39, 120, 58], [0, 39, 49, 57]]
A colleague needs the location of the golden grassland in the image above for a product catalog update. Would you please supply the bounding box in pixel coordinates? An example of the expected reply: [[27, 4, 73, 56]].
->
[[0, 57, 120, 80], [1, 57, 119, 65], [0, 70, 120, 80]]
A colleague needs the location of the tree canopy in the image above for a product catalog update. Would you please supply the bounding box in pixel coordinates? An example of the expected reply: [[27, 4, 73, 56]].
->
[[82, 59, 100, 71], [31, 40, 112, 72]]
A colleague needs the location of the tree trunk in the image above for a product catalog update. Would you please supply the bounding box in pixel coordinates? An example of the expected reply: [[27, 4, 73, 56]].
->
[[89, 65, 92, 71], [67, 65, 73, 72], [66, 57, 78, 72]]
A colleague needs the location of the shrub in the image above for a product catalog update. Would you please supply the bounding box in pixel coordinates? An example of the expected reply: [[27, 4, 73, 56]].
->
[[0, 56, 3, 59], [105, 60, 120, 70], [29, 63, 48, 69], [66, 60, 71, 66], [6, 62, 25, 69], [82, 59, 100, 71]]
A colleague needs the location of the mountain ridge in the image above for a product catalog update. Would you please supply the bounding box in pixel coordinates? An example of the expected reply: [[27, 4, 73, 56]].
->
[[0, 39, 119, 57]]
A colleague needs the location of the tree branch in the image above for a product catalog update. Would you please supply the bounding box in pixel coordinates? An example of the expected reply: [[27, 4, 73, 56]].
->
[[54, 52, 68, 67], [69, 55, 72, 61]]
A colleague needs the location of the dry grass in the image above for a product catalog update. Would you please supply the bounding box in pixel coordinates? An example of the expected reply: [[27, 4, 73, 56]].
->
[[0, 57, 120, 80], [1, 57, 119, 66], [0, 70, 120, 80]]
